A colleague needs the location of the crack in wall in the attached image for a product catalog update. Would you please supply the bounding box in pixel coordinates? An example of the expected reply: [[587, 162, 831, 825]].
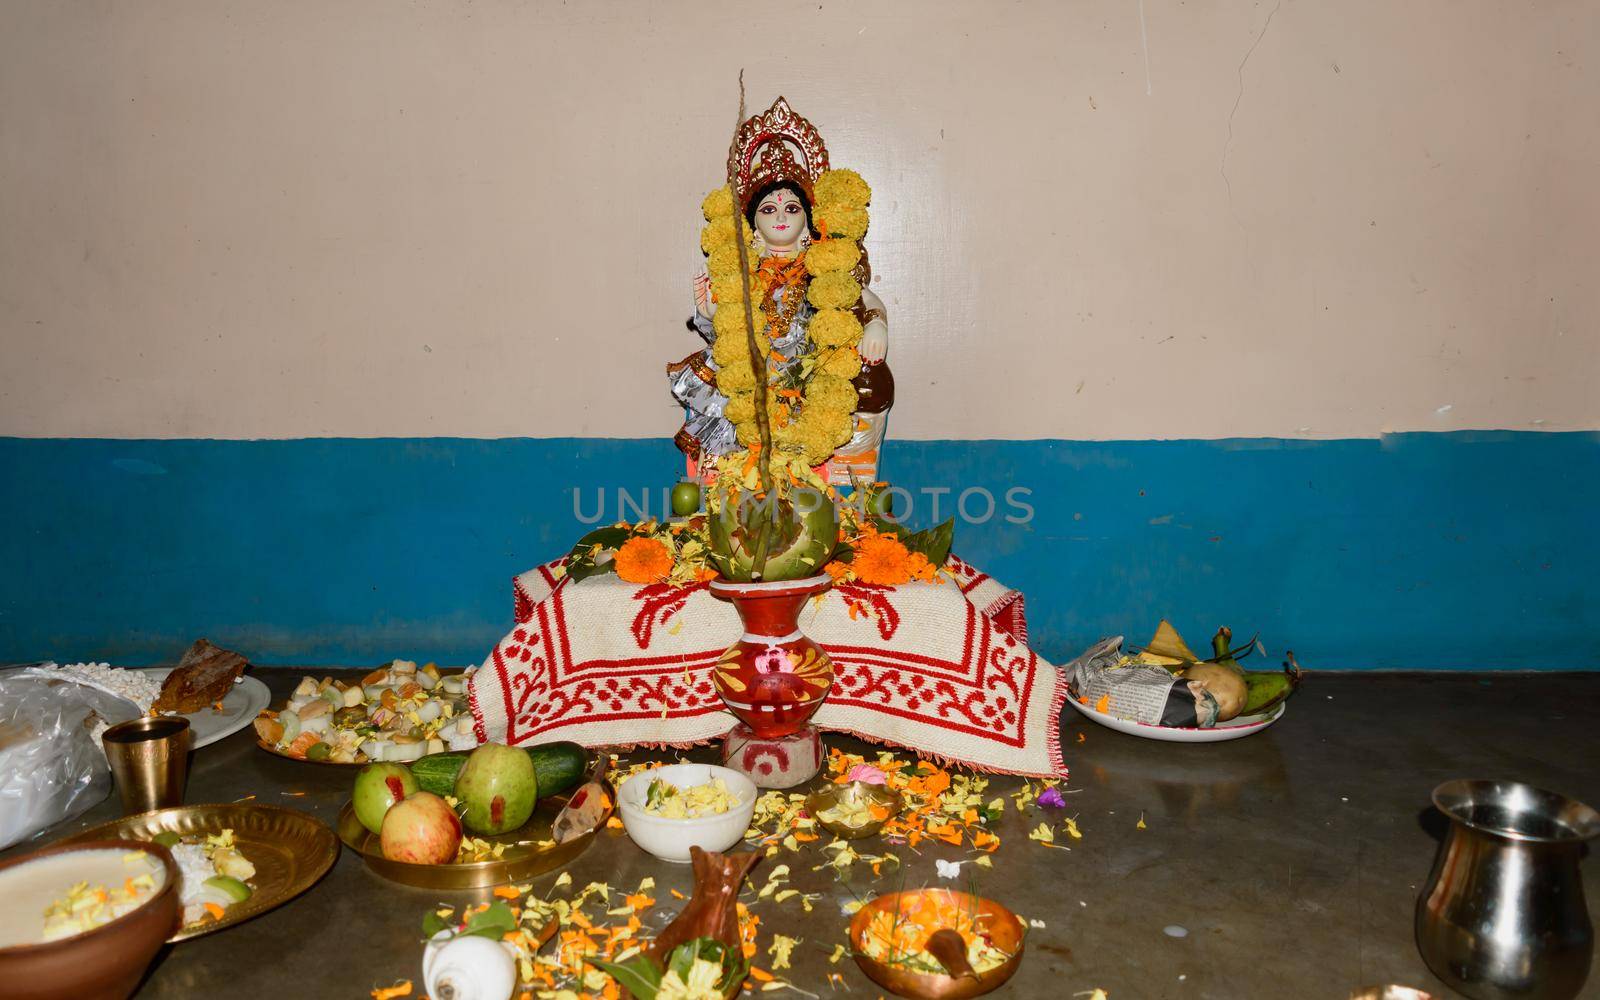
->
[[1220, 0, 1284, 221]]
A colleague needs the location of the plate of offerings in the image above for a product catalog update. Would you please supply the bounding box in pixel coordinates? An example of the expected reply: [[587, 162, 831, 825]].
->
[[253, 661, 478, 766], [62, 803, 338, 942], [1065, 694, 1286, 743], [18, 642, 269, 750], [335, 787, 612, 890], [141, 667, 270, 750]]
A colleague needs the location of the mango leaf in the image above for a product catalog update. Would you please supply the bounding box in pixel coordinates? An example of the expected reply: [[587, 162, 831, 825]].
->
[[867, 511, 913, 539], [592, 955, 664, 1000], [461, 900, 516, 940], [905, 517, 955, 566], [421, 911, 451, 939], [563, 525, 631, 583]]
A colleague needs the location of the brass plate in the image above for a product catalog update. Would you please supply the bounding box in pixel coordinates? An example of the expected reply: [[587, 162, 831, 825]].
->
[[848, 889, 1025, 1000], [254, 740, 366, 767], [62, 803, 339, 943], [336, 790, 611, 890]]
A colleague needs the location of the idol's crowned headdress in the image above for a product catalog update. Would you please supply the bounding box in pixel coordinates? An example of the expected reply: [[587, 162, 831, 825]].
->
[[727, 97, 830, 212]]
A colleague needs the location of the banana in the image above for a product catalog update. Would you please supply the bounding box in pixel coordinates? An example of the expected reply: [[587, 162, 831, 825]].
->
[[1240, 652, 1305, 717], [1211, 626, 1245, 678]]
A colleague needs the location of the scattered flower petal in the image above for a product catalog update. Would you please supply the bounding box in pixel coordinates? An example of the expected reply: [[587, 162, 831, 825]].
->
[[847, 764, 888, 785], [769, 934, 799, 970]]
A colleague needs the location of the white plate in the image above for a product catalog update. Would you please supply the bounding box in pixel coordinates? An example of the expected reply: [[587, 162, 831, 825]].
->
[[1066, 695, 1285, 743], [140, 668, 272, 749]]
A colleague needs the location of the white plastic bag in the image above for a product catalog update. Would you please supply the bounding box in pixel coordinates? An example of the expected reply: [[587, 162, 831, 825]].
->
[[0, 667, 143, 850]]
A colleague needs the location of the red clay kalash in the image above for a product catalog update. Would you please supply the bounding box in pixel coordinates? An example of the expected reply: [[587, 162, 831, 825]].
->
[[708, 572, 834, 788]]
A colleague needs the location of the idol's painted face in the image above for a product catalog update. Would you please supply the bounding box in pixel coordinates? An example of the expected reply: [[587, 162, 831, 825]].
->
[[753, 188, 807, 251]]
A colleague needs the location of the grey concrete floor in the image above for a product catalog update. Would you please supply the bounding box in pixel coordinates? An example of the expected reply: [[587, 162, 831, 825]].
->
[[7, 670, 1600, 999]]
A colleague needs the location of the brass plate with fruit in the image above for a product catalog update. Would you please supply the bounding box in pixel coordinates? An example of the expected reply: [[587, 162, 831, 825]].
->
[[336, 791, 609, 890], [63, 804, 339, 943]]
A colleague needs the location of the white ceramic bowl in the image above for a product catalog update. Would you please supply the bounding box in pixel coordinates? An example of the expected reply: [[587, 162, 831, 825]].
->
[[616, 763, 757, 863]]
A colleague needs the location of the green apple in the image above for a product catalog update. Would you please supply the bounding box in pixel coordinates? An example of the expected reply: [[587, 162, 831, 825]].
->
[[671, 481, 702, 517]]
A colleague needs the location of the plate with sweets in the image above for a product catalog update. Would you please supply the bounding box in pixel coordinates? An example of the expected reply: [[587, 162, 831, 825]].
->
[[253, 661, 477, 766], [141, 666, 271, 750]]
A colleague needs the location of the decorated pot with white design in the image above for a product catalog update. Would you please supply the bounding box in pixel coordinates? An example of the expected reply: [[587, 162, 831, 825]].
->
[[708, 573, 833, 739]]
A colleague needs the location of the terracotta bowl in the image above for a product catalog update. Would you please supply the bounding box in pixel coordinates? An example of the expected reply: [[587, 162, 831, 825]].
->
[[0, 839, 180, 1000], [848, 888, 1025, 999]]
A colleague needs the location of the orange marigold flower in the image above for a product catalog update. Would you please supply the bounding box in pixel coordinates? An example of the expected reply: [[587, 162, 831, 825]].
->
[[613, 536, 674, 584], [906, 551, 938, 583], [852, 532, 913, 586], [823, 560, 852, 584]]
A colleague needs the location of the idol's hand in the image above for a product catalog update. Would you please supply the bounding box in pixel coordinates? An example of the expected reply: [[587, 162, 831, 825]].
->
[[859, 318, 888, 364], [693, 271, 714, 319]]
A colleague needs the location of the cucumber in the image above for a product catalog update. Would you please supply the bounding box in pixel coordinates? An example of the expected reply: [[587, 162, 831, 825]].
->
[[411, 742, 588, 800]]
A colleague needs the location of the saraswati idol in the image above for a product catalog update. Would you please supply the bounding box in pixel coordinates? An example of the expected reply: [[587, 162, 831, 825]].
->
[[667, 97, 894, 486]]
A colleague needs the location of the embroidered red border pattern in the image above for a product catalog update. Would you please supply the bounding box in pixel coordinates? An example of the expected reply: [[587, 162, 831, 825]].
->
[[492, 577, 1040, 750]]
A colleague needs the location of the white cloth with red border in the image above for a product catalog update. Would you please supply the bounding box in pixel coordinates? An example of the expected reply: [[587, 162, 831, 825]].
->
[[469, 555, 1067, 777]]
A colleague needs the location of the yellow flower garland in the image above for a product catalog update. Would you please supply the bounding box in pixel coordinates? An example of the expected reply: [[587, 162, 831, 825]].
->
[[699, 168, 871, 467]]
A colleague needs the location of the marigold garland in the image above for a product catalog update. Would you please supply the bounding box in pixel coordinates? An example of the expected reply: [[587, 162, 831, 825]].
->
[[711, 330, 771, 368], [818, 348, 863, 380], [806, 271, 862, 311], [814, 204, 869, 241], [701, 186, 736, 219], [699, 167, 871, 468], [813, 168, 871, 207], [803, 238, 861, 275], [807, 309, 864, 349], [805, 375, 858, 413]]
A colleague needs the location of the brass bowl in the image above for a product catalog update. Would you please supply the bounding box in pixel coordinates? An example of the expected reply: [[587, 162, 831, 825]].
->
[[0, 839, 180, 1000], [805, 781, 903, 840], [63, 803, 340, 943], [1349, 989, 1436, 1000], [336, 788, 612, 890], [848, 888, 1025, 999]]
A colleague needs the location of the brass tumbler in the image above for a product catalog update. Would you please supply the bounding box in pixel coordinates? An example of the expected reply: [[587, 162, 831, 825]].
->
[[102, 716, 191, 814]]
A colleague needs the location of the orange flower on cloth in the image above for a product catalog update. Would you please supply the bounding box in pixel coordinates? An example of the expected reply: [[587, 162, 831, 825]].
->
[[613, 536, 674, 584], [852, 531, 914, 586], [906, 551, 939, 583]]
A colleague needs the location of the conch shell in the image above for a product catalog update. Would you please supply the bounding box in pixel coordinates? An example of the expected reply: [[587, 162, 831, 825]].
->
[[422, 931, 517, 1000]]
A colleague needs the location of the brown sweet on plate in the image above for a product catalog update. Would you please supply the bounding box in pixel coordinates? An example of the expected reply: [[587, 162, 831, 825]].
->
[[151, 640, 249, 715]]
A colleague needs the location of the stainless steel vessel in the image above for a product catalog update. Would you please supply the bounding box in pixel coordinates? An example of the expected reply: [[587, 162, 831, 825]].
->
[[1416, 779, 1599, 999]]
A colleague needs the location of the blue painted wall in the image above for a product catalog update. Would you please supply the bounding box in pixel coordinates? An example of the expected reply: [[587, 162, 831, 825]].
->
[[2, 433, 1595, 669]]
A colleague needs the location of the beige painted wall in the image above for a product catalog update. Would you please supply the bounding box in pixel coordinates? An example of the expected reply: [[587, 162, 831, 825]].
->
[[1, 0, 1595, 440]]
